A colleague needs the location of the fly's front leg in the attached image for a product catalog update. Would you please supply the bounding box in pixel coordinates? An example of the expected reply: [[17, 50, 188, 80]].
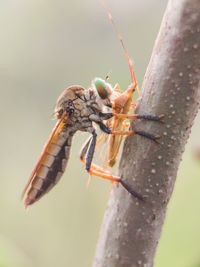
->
[[89, 112, 113, 123], [99, 112, 114, 120], [113, 113, 164, 122], [135, 114, 164, 122]]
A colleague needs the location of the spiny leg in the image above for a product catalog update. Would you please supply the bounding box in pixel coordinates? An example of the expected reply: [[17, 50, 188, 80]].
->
[[80, 124, 143, 200], [113, 113, 164, 122], [119, 180, 144, 201], [136, 114, 164, 122], [111, 130, 160, 143], [88, 167, 144, 201]]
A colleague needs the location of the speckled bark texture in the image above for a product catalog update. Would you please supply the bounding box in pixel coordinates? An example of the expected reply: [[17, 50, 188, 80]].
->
[[93, 0, 200, 267]]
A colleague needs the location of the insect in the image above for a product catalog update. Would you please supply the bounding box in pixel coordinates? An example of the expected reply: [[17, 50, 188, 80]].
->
[[22, 1, 163, 208]]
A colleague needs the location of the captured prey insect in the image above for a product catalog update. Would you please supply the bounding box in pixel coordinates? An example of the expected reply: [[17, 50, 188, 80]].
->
[[80, 1, 164, 171]]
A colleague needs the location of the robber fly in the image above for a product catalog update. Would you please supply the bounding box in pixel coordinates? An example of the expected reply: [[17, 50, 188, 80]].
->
[[22, 85, 113, 207], [22, 1, 163, 208]]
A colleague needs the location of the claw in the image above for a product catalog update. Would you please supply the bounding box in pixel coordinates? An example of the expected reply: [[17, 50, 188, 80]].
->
[[119, 179, 144, 201], [158, 114, 165, 123], [159, 114, 165, 119], [154, 135, 161, 144]]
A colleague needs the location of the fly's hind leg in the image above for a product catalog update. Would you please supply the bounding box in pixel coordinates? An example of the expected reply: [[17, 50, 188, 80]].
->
[[88, 167, 144, 201], [79, 123, 144, 200], [84, 157, 144, 201]]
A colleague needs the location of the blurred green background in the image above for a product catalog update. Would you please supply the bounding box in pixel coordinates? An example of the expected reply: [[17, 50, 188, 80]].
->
[[0, 0, 200, 266]]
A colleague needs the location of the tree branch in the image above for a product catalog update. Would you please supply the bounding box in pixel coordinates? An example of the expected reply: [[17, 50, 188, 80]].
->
[[93, 0, 200, 266]]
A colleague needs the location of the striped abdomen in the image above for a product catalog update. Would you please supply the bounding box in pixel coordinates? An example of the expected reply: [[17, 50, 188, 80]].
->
[[24, 127, 74, 207]]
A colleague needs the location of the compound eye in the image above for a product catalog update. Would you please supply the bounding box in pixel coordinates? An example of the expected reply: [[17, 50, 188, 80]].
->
[[94, 78, 111, 99]]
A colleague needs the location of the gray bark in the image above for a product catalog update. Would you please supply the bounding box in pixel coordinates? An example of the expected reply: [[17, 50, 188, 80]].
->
[[93, 0, 200, 266]]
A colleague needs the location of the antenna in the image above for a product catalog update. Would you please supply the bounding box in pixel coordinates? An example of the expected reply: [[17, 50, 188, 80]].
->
[[101, 0, 137, 87]]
